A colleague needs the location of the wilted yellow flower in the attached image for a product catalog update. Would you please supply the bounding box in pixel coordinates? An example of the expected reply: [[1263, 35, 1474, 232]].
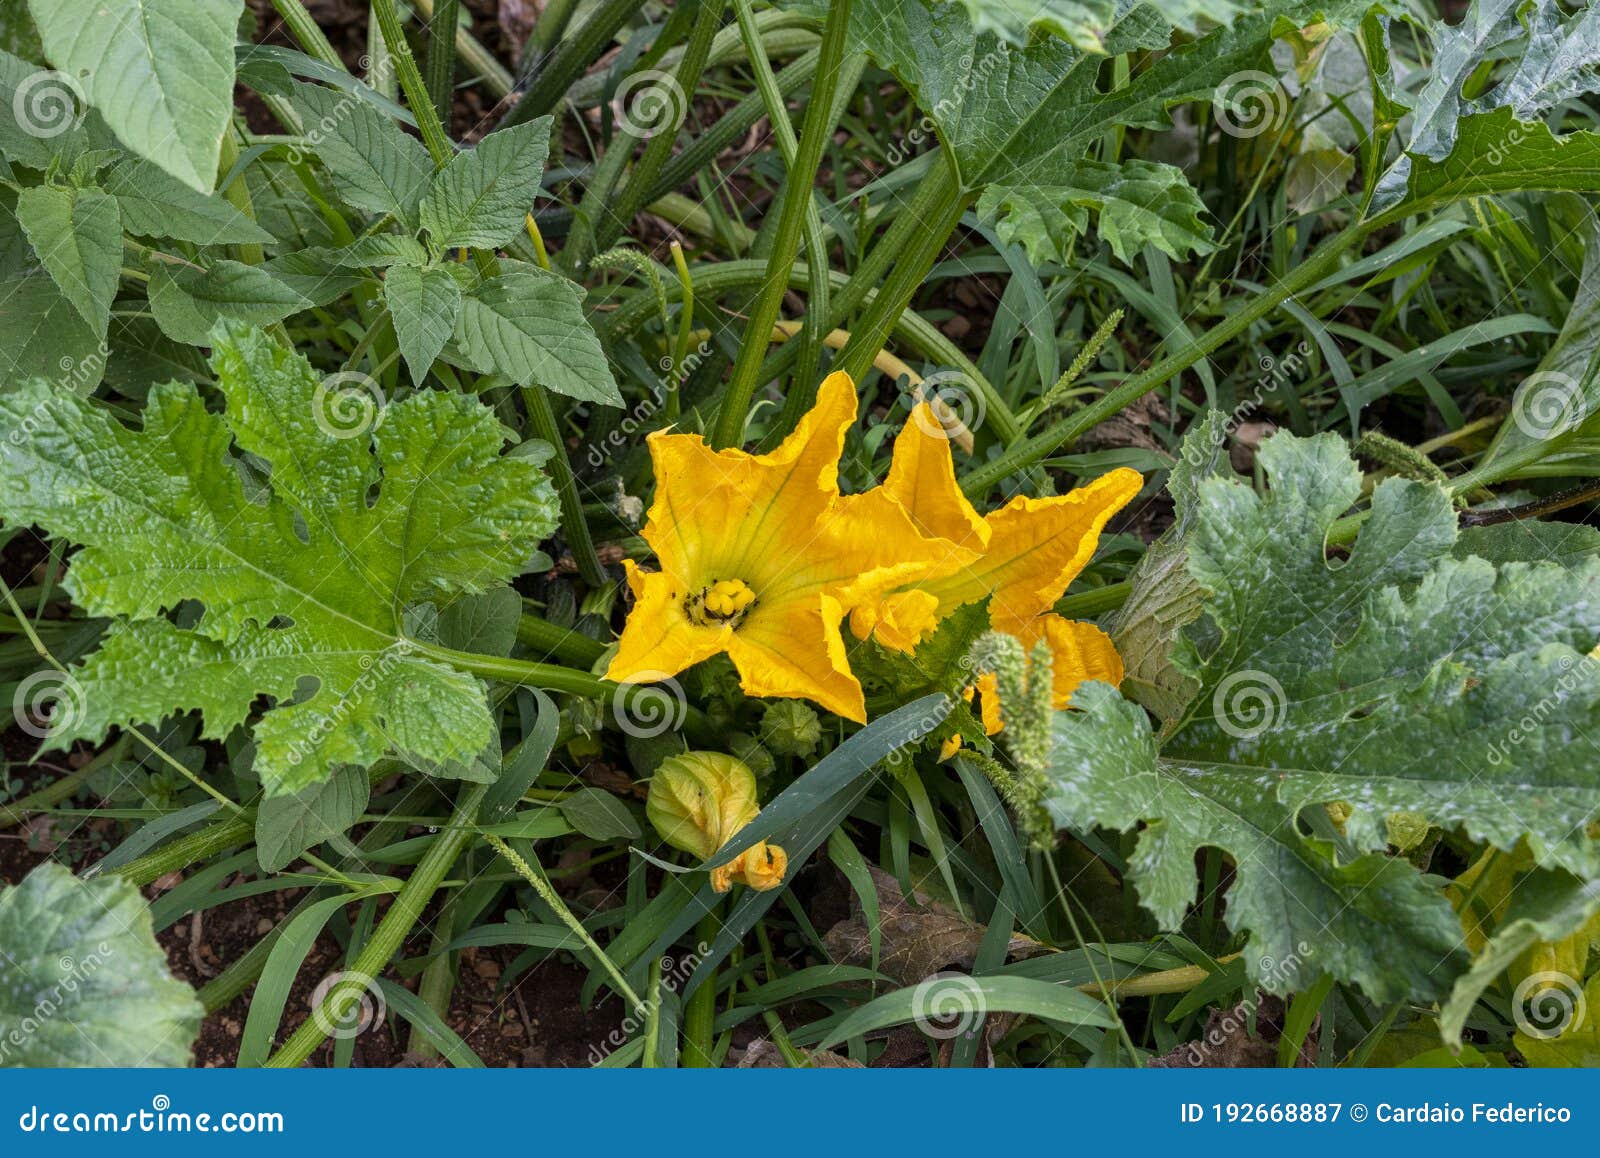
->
[[606, 373, 949, 721], [647, 751, 787, 892]]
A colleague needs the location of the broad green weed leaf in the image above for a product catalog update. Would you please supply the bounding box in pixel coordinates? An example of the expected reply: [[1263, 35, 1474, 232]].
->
[[102, 155, 274, 246], [256, 765, 371, 873], [290, 82, 433, 226], [1046, 430, 1600, 1001], [29, 0, 242, 193], [385, 262, 463, 385], [451, 265, 622, 406], [0, 191, 104, 389], [147, 259, 311, 345], [16, 183, 120, 335], [420, 117, 553, 251], [0, 324, 561, 795], [0, 863, 201, 1066]]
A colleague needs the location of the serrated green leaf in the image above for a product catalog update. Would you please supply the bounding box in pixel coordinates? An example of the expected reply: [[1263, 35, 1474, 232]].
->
[[148, 259, 311, 345], [949, 0, 1247, 52], [1046, 429, 1600, 1001], [978, 158, 1215, 266], [16, 183, 119, 334], [29, 0, 242, 193], [0, 862, 201, 1066], [0, 47, 89, 168], [0, 190, 104, 389], [290, 81, 433, 226], [420, 117, 552, 251], [385, 262, 462, 385], [102, 155, 274, 246], [0, 324, 561, 795], [256, 764, 370, 873], [450, 265, 622, 405]]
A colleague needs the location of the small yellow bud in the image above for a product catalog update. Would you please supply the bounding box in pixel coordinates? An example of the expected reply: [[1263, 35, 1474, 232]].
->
[[647, 751, 788, 893]]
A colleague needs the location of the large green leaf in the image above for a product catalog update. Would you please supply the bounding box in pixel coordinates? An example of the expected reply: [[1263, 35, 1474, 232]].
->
[[419, 117, 552, 251], [0, 324, 561, 795], [256, 764, 371, 873], [147, 259, 311, 345], [0, 862, 201, 1066], [821, 0, 1297, 263], [29, 0, 242, 193], [948, 0, 1247, 52], [385, 262, 462, 385], [102, 155, 275, 246], [290, 82, 433, 227], [0, 189, 104, 390], [450, 265, 622, 405], [1045, 431, 1600, 1001], [16, 183, 120, 335]]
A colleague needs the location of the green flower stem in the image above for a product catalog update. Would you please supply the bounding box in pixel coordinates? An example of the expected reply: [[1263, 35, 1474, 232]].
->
[[681, 905, 722, 1066], [270, 0, 345, 71], [732, 0, 847, 441], [424, 0, 461, 122], [598, 0, 728, 253], [406, 638, 716, 742], [501, 0, 646, 128], [830, 152, 967, 389], [1053, 582, 1133, 621], [110, 815, 255, 888], [710, 0, 852, 449], [516, 612, 607, 666], [520, 385, 607, 588], [372, 0, 456, 165], [266, 782, 491, 1067], [958, 220, 1375, 498]]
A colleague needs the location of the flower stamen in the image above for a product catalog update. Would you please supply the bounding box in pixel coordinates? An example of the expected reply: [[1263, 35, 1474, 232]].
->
[[686, 578, 757, 627]]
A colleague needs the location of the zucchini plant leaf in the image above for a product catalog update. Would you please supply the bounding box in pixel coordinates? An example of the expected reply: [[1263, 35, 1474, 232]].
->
[[948, 0, 1248, 52], [0, 863, 202, 1066], [0, 323, 561, 796], [28, 0, 242, 193], [815, 0, 1326, 263], [1045, 429, 1600, 1001]]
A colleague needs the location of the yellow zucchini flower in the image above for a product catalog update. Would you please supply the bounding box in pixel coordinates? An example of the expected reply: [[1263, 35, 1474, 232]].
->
[[606, 372, 948, 722], [647, 751, 787, 892], [844, 402, 1142, 743]]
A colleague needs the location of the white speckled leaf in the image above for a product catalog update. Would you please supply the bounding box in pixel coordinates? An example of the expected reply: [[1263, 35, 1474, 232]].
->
[[1046, 430, 1600, 1002], [0, 863, 201, 1067]]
